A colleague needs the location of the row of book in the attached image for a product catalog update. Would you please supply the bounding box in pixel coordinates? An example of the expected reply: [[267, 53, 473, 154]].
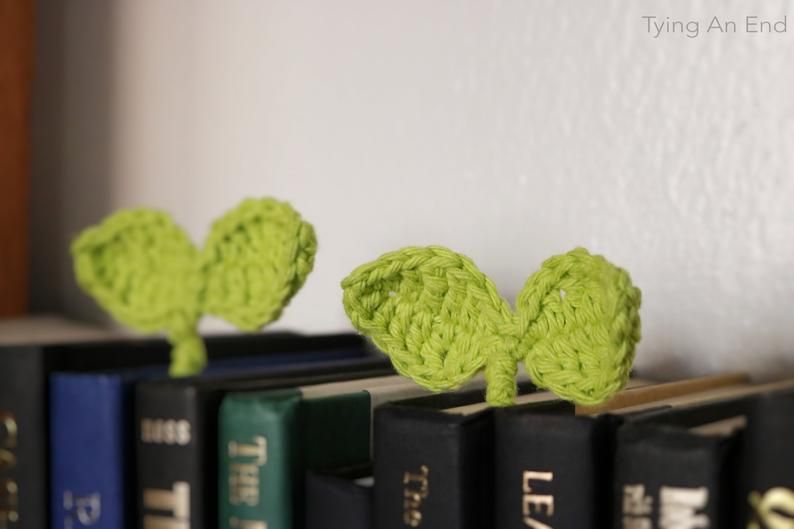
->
[[0, 318, 792, 529]]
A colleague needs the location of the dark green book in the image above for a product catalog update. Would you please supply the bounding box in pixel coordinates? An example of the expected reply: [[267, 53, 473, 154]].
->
[[218, 374, 432, 529], [136, 348, 390, 529]]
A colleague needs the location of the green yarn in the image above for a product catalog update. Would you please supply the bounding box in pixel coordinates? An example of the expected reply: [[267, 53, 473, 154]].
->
[[341, 246, 641, 406], [72, 197, 316, 377]]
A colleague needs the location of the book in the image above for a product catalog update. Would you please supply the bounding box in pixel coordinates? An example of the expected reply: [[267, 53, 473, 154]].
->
[[135, 356, 392, 529], [0, 315, 119, 345], [0, 330, 364, 529], [373, 381, 563, 529], [49, 335, 372, 529], [305, 464, 373, 529], [738, 390, 794, 529], [217, 373, 515, 529], [613, 378, 794, 529], [492, 373, 748, 529], [218, 374, 431, 529], [0, 315, 113, 527], [370, 377, 653, 529], [0, 336, 180, 529]]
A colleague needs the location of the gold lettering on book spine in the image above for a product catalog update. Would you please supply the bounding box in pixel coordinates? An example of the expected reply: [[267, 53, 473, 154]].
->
[[143, 481, 190, 529], [659, 486, 709, 529], [402, 465, 429, 527], [228, 437, 267, 465], [230, 517, 267, 529], [63, 490, 102, 526], [522, 470, 554, 529], [748, 488, 794, 529], [228, 436, 267, 508], [622, 484, 653, 529], [0, 414, 16, 450], [0, 412, 18, 529], [0, 480, 18, 529]]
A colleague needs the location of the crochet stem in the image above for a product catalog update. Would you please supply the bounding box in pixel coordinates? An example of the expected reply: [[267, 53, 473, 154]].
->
[[168, 328, 207, 377], [484, 349, 518, 406]]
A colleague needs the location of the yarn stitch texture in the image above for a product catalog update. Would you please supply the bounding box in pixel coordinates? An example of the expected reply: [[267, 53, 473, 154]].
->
[[72, 197, 316, 376], [341, 246, 641, 406]]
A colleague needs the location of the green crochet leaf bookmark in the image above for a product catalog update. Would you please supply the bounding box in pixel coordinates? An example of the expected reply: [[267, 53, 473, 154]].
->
[[341, 246, 641, 407], [72, 197, 316, 377]]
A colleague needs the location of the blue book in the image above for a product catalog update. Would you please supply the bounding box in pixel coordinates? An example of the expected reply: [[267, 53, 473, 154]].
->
[[49, 333, 381, 529]]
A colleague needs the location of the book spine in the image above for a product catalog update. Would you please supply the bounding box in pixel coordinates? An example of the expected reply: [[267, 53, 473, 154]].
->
[[739, 392, 794, 528], [373, 407, 493, 529], [305, 468, 373, 529], [613, 425, 738, 529], [136, 384, 204, 529], [50, 374, 129, 529], [296, 392, 372, 526], [138, 361, 389, 529], [0, 341, 173, 529], [493, 402, 588, 529], [0, 346, 45, 529], [218, 390, 301, 529], [219, 390, 373, 529]]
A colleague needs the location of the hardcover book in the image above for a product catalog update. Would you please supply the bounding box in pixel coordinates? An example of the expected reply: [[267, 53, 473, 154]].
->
[[738, 390, 794, 528], [135, 355, 391, 529], [492, 373, 747, 529], [218, 374, 428, 529], [0, 331, 363, 529], [373, 377, 653, 529], [613, 378, 794, 529], [49, 335, 372, 529], [373, 381, 558, 529], [305, 464, 373, 529]]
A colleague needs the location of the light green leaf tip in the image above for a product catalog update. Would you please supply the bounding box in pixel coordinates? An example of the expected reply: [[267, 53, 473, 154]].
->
[[341, 246, 641, 407], [71, 198, 316, 377], [514, 248, 642, 406], [341, 246, 513, 392], [202, 197, 316, 331]]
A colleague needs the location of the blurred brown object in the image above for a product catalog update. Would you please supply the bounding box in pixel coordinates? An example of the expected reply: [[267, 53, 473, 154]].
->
[[0, 0, 33, 315]]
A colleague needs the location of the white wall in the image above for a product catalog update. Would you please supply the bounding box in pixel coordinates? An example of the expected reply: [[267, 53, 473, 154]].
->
[[32, 0, 794, 380]]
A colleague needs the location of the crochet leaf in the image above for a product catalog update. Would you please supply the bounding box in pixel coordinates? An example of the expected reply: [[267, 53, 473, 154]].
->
[[342, 246, 641, 407], [514, 248, 642, 405], [72, 197, 316, 378], [201, 198, 317, 331], [71, 208, 203, 338], [341, 246, 513, 391]]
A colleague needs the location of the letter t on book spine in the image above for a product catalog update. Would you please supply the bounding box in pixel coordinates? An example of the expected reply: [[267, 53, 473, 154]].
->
[[136, 383, 199, 529]]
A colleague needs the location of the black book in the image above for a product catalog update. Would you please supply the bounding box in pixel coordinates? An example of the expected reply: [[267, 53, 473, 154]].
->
[[738, 389, 794, 528], [492, 373, 747, 529], [135, 354, 391, 529], [0, 330, 341, 529], [373, 381, 558, 529], [494, 406, 611, 529], [613, 379, 794, 529], [305, 464, 373, 529], [301, 380, 517, 529]]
